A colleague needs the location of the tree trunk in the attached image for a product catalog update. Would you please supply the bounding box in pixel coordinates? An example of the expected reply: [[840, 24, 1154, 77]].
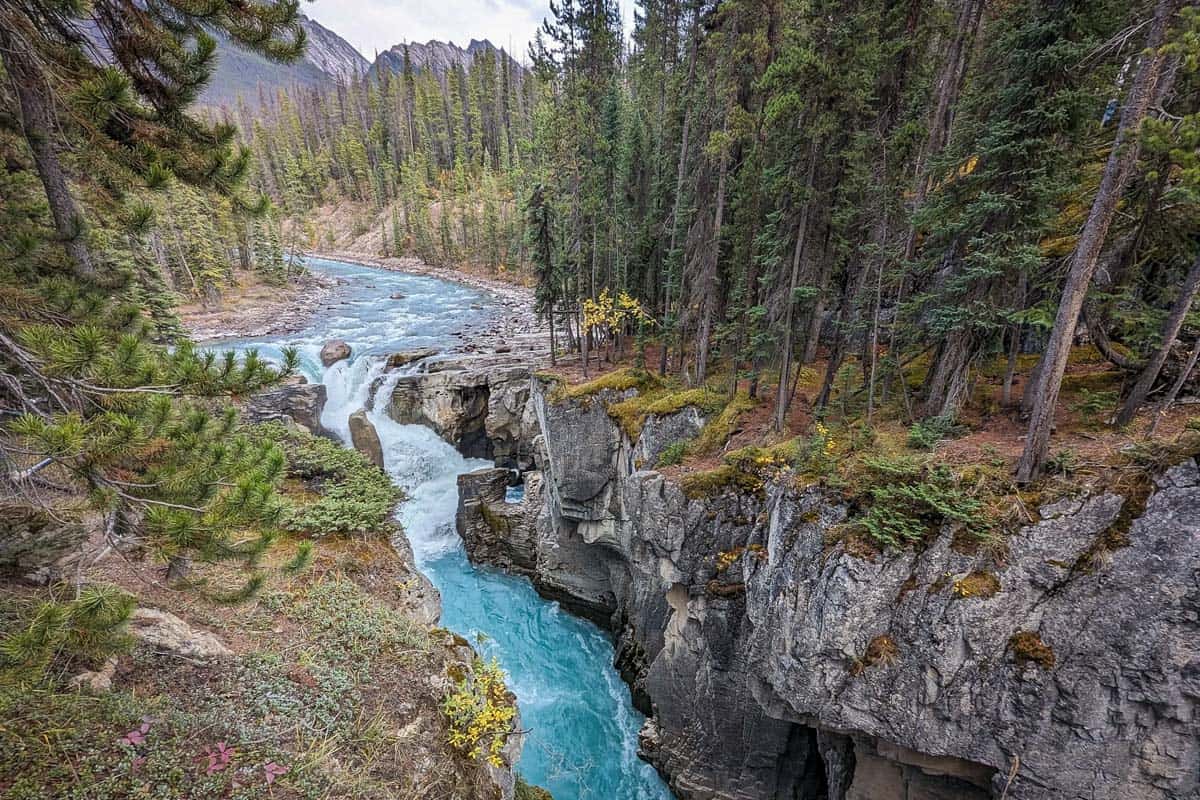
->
[[1017, 0, 1178, 482], [1002, 323, 1022, 407], [548, 300, 557, 366], [802, 227, 834, 364], [921, 329, 974, 419], [581, 309, 590, 379], [695, 137, 729, 385], [903, 0, 984, 262], [1115, 250, 1200, 426], [660, 14, 701, 377], [1085, 303, 1140, 371], [2, 31, 95, 279], [1146, 335, 1200, 438], [775, 141, 819, 430]]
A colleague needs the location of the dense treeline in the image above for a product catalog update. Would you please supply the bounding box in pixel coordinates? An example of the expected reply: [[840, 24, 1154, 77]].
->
[[245, 0, 1200, 478], [237, 44, 539, 270]]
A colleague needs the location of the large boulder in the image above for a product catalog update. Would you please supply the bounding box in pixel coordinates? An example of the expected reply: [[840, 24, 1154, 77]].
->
[[129, 608, 232, 660], [456, 468, 543, 575], [319, 339, 351, 367], [243, 383, 329, 436], [348, 409, 385, 469]]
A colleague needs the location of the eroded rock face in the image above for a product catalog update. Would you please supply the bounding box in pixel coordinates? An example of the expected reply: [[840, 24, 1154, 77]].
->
[[387, 366, 538, 465], [348, 409, 385, 469], [243, 383, 329, 436], [454, 380, 1200, 800], [456, 468, 541, 574]]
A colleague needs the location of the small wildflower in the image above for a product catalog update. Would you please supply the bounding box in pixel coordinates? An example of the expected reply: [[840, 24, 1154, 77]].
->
[[202, 741, 235, 774], [264, 761, 288, 786]]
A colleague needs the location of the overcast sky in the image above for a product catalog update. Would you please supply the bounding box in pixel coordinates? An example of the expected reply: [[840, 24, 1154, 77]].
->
[[303, 0, 634, 62]]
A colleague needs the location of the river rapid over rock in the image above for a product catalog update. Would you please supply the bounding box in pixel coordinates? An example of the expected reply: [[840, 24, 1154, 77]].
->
[[221, 257, 673, 800]]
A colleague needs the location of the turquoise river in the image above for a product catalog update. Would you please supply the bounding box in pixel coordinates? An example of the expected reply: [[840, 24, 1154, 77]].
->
[[222, 257, 673, 800]]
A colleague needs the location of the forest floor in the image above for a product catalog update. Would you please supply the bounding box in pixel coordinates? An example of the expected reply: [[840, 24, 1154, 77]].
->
[[0, 429, 501, 800], [538, 339, 1200, 522]]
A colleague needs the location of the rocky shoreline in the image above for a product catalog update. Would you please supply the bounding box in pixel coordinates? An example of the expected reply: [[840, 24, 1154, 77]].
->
[[308, 251, 550, 360], [181, 253, 548, 354], [180, 270, 339, 341]]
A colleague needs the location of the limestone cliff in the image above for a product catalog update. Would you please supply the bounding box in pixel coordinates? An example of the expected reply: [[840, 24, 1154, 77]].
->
[[443, 374, 1200, 800]]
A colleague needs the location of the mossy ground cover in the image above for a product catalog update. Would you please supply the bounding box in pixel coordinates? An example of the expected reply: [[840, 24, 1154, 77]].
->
[[546, 367, 661, 404], [607, 385, 728, 441]]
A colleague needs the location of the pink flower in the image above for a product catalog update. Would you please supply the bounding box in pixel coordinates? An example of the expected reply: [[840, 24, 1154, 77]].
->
[[118, 722, 150, 747], [202, 741, 235, 774], [263, 761, 288, 786]]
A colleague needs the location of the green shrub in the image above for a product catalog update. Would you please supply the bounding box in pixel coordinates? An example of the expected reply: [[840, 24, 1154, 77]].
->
[[256, 423, 403, 536], [516, 777, 555, 800], [852, 459, 990, 548], [0, 585, 135, 684], [906, 415, 965, 450], [441, 658, 517, 767], [1043, 450, 1078, 476], [657, 440, 688, 467], [1071, 388, 1117, 417]]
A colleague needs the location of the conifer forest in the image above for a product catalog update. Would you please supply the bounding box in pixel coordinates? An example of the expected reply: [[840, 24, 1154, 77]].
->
[[2, 1, 1200, 799]]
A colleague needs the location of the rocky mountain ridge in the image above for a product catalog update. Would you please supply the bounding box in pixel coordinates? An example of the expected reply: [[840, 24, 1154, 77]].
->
[[369, 38, 525, 79], [197, 17, 523, 107], [196, 14, 368, 106]]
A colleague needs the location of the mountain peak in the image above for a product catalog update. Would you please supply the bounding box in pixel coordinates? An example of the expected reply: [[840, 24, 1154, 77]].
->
[[370, 38, 522, 79]]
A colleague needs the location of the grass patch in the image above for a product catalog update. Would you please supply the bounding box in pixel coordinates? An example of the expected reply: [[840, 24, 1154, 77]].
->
[[267, 577, 431, 669], [1008, 631, 1055, 670], [679, 438, 803, 500]]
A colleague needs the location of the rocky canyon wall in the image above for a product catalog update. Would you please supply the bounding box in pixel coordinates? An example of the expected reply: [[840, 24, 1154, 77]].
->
[[412, 368, 1198, 800]]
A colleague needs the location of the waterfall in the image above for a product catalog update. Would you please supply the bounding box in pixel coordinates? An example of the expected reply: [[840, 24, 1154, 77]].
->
[[222, 257, 673, 800]]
